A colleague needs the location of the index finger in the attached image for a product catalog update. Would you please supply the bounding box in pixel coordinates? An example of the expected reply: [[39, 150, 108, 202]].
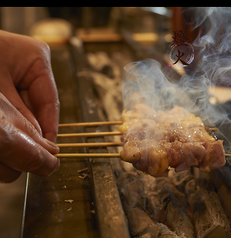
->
[[19, 46, 60, 142]]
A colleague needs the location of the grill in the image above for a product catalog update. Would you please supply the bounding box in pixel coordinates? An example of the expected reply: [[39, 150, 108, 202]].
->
[[20, 33, 231, 238], [20, 40, 130, 238]]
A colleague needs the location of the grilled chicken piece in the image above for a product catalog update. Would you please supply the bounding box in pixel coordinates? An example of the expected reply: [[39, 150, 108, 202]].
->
[[120, 140, 225, 176], [120, 120, 215, 143], [119, 104, 226, 176], [119, 104, 214, 143]]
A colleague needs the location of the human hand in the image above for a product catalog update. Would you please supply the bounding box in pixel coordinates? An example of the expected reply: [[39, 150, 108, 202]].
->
[[0, 30, 60, 142], [0, 30, 60, 182], [0, 93, 60, 183]]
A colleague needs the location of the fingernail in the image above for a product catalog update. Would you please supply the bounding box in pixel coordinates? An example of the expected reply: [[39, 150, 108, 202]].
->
[[54, 158, 60, 171], [44, 138, 59, 149], [48, 158, 60, 176]]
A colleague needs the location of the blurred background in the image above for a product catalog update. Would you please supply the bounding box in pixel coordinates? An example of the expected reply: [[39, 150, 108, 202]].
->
[[0, 7, 171, 34], [0, 7, 174, 238], [0, 7, 172, 51]]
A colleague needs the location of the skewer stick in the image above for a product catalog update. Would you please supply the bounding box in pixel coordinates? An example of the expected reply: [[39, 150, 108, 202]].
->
[[57, 131, 122, 138], [59, 121, 219, 132], [55, 153, 231, 158], [208, 127, 218, 131], [58, 121, 123, 127], [55, 153, 121, 158], [57, 142, 123, 148]]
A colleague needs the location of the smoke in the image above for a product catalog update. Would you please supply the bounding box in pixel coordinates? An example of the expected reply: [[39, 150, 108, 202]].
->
[[122, 7, 231, 140], [189, 7, 231, 87], [123, 59, 175, 111], [118, 8, 231, 217]]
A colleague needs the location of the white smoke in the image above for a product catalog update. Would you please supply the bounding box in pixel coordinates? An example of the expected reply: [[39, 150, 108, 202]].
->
[[189, 7, 231, 87], [122, 7, 231, 141]]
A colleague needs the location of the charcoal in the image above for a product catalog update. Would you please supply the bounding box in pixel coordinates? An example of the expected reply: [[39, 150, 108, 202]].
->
[[117, 172, 146, 211], [87, 51, 121, 79], [87, 52, 111, 72], [157, 223, 186, 238], [127, 208, 184, 238], [148, 177, 187, 206], [168, 169, 194, 193], [160, 188, 195, 238], [90, 71, 123, 122], [126, 207, 160, 238], [145, 192, 163, 222], [117, 172, 183, 238], [100, 64, 114, 78], [140, 175, 188, 223], [185, 179, 231, 238], [138, 234, 152, 238]]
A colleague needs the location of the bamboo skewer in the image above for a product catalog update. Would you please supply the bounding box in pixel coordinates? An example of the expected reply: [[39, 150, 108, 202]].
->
[[59, 121, 219, 134], [57, 121, 123, 157], [59, 121, 123, 127], [207, 127, 218, 131], [55, 153, 121, 158], [59, 121, 219, 130], [57, 131, 122, 138], [55, 153, 231, 158], [57, 121, 226, 159], [57, 142, 123, 148]]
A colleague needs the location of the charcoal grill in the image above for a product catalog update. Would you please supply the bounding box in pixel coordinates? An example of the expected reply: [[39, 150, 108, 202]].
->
[[20, 33, 231, 237]]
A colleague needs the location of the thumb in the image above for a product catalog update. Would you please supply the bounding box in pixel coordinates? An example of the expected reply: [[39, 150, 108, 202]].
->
[[0, 116, 60, 176], [0, 92, 59, 154]]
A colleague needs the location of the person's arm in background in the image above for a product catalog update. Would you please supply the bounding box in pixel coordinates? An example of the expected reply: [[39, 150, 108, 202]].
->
[[0, 30, 60, 182]]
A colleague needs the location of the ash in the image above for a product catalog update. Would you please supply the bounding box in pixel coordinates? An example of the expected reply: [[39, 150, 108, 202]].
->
[[86, 51, 231, 238]]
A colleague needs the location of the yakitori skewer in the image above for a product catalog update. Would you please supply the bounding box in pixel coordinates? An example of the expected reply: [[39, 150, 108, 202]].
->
[[57, 142, 123, 148], [206, 127, 218, 131], [59, 121, 219, 131], [58, 121, 123, 127], [56, 121, 224, 159], [55, 153, 121, 158], [55, 153, 231, 158], [57, 131, 122, 138]]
